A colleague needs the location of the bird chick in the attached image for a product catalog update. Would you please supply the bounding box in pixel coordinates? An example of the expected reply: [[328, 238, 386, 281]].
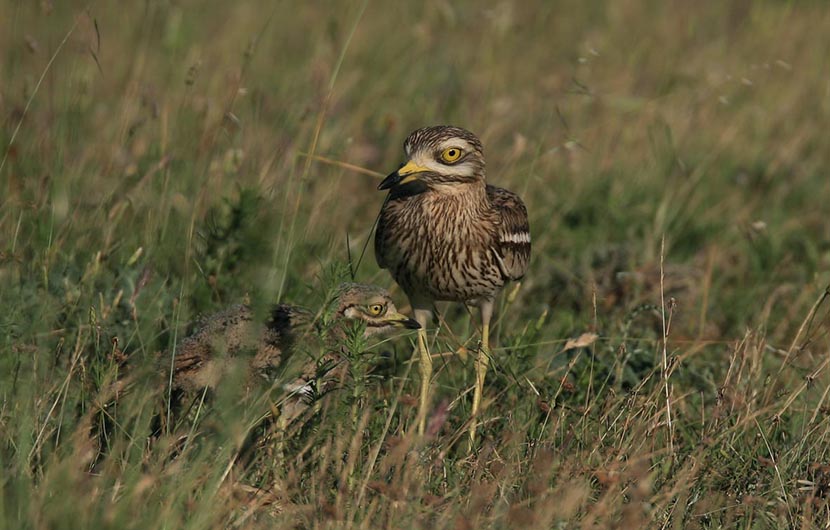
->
[[172, 283, 420, 399]]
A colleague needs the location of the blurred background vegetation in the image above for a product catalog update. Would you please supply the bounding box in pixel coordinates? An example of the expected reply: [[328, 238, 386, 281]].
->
[[2, 1, 830, 528]]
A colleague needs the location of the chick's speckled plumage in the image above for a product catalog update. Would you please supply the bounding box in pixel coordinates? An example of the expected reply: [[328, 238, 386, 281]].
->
[[171, 283, 418, 394], [172, 303, 311, 393]]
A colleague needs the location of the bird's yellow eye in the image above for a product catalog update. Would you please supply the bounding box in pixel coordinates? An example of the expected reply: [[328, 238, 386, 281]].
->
[[367, 304, 385, 316], [441, 147, 463, 163]]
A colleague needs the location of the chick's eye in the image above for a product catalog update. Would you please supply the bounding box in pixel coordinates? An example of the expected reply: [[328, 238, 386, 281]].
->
[[441, 147, 462, 163], [368, 304, 385, 316]]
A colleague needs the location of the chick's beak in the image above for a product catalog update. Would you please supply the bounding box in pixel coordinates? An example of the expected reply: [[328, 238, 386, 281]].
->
[[387, 311, 421, 330], [378, 160, 429, 190]]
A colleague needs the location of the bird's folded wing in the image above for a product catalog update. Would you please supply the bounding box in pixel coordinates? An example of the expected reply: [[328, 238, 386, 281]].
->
[[487, 185, 531, 281]]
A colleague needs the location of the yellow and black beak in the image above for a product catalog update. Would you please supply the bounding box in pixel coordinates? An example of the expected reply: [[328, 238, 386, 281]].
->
[[378, 160, 430, 190], [386, 310, 421, 330]]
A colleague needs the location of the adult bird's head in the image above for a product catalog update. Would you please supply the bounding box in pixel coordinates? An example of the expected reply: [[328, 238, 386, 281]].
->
[[378, 126, 485, 195], [332, 283, 420, 337]]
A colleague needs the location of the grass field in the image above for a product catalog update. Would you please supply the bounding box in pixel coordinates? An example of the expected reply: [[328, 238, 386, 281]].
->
[[3, 1, 830, 528]]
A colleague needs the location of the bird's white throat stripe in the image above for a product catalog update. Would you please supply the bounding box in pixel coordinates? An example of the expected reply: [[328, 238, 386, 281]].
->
[[501, 232, 531, 244]]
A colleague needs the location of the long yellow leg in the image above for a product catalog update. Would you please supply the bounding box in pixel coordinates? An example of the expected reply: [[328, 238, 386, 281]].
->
[[416, 327, 432, 435], [412, 307, 433, 436], [469, 324, 489, 445], [469, 301, 494, 446]]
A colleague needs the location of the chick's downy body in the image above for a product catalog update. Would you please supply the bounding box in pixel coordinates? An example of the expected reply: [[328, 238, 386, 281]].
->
[[171, 283, 419, 395]]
